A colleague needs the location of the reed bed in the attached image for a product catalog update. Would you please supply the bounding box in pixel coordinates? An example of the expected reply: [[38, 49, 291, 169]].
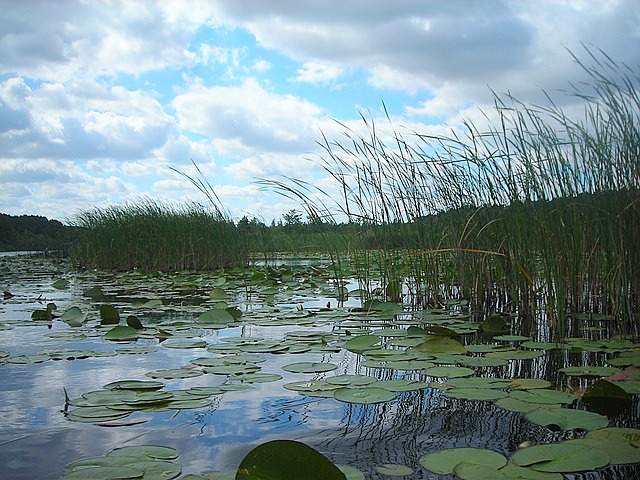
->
[[73, 199, 244, 271], [266, 49, 640, 339]]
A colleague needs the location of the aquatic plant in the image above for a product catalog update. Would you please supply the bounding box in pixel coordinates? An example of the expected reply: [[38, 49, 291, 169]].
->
[[72, 198, 244, 271], [265, 47, 640, 340]]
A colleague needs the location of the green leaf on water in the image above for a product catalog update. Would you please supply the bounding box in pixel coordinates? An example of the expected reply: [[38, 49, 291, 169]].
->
[[410, 337, 467, 354], [282, 362, 338, 374], [103, 325, 139, 341], [99, 304, 120, 325], [59, 306, 87, 327], [525, 407, 609, 431], [343, 334, 381, 353], [510, 442, 610, 473], [420, 447, 507, 475], [235, 440, 346, 480], [333, 387, 395, 404]]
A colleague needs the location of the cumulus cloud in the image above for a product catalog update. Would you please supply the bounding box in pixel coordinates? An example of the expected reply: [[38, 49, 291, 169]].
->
[[173, 78, 326, 156]]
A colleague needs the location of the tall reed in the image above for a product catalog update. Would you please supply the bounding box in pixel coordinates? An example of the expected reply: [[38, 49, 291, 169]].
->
[[73, 199, 244, 271], [266, 48, 639, 339]]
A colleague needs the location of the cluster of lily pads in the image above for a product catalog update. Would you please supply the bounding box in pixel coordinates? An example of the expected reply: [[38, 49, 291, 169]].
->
[[2, 258, 640, 479]]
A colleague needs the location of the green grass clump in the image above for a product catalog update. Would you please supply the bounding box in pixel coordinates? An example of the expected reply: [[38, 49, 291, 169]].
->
[[73, 199, 244, 271], [265, 47, 640, 339]]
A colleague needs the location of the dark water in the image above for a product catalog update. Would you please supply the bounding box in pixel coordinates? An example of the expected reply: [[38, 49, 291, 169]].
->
[[0, 256, 638, 479]]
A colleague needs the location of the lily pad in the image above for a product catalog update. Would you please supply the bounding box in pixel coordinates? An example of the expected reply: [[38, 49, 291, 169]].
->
[[420, 447, 507, 475], [525, 407, 609, 431], [282, 362, 338, 374], [343, 334, 381, 353], [235, 440, 346, 479], [59, 306, 88, 327], [103, 325, 139, 341], [333, 387, 395, 404], [99, 304, 120, 325], [511, 442, 610, 472], [410, 337, 467, 354], [445, 387, 509, 401], [423, 366, 474, 378], [558, 366, 621, 377], [509, 389, 577, 405], [375, 464, 413, 476]]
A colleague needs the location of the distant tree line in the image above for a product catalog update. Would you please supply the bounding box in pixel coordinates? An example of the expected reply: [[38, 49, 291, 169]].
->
[[0, 213, 80, 252]]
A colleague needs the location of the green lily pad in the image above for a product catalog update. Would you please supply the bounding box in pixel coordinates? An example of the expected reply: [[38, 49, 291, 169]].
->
[[343, 334, 381, 353], [496, 397, 561, 413], [558, 366, 622, 377], [103, 325, 139, 341], [509, 378, 552, 390], [197, 308, 235, 327], [99, 304, 120, 325], [146, 368, 204, 379], [108, 445, 179, 459], [511, 442, 610, 472], [104, 380, 164, 391], [52, 278, 70, 289], [454, 462, 508, 480], [162, 339, 208, 349], [509, 389, 577, 405], [333, 387, 395, 404], [498, 462, 563, 480], [410, 337, 467, 354], [60, 465, 145, 479], [586, 427, 640, 448], [445, 387, 509, 401], [420, 447, 507, 475], [326, 375, 377, 387], [59, 306, 88, 327], [282, 362, 338, 373], [525, 407, 609, 431], [423, 366, 475, 378], [565, 437, 640, 465], [235, 440, 346, 479]]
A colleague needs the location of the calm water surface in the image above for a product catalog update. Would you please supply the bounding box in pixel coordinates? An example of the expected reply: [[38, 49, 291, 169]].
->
[[0, 256, 638, 479]]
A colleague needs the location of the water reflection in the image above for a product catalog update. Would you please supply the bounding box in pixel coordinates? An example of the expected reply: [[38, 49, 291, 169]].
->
[[0, 257, 638, 479]]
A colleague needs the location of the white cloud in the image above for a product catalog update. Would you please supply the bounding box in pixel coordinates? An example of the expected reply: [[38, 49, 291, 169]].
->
[[173, 78, 326, 157], [294, 62, 343, 84]]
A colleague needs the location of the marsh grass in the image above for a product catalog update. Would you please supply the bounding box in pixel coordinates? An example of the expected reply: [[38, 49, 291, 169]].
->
[[73, 199, 244, 271], [266, 48, 640, 339]]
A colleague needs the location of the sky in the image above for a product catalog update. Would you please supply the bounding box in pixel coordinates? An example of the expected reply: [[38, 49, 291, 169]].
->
[[1, 0, 639, 224]]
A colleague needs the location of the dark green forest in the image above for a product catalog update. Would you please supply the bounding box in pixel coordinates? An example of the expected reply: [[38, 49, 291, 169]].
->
[[0, 214, 79, 252]]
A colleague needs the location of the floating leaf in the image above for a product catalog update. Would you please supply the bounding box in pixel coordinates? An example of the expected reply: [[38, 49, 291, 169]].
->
[[99, 304, 120, 325], [511, 443, 610, 472], [420, 448, 507, 475], [282, 362, 338, 374], [565, 437, 640, 465], [343, 335, 381, 353], [498, 462, 563, 480], [509, 389, 576, 405], [126, 315, 144, 329], [445, 387, 509, 401], [558, 366, 621, 377], [509, 378, 552, 390], [59, 306, 87, 327], [52, 278, 70, 289], [333, 387, 395, 404], [410, 337, 467, 354], [423, 366, 474, 378], [525, 407, 609, 431], [103, 325, 139, 341], [235, 440, 346, 480]]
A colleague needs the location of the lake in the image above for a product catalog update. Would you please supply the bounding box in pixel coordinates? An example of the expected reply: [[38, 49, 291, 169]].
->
[[0, 254, 638, 479]]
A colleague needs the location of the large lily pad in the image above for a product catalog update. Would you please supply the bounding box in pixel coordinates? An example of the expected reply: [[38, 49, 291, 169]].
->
[[420, 448, 507, 475], [333, 387, 395, 404], [235, 440, 346, 479], [282, 362, 338, 373], [510, 443, 610, 472], [343, 335, 381, 353], [410, 337, 467, 354], [525, 407, 609, 431]]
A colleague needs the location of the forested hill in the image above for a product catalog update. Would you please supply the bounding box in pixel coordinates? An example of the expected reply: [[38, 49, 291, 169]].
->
[[0, 213, 78, 252]]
